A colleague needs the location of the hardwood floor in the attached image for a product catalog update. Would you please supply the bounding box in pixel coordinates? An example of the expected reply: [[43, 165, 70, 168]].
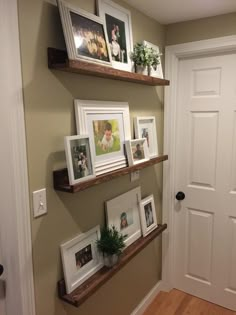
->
[[143, 289, 236, 315]]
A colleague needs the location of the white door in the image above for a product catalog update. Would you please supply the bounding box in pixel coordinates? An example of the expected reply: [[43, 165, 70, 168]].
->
[[174, 52, 236, 310]]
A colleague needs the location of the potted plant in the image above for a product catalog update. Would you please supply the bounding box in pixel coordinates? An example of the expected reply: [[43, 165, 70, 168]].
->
[[130, 43, 161, 75], [96, 226, 127, 268]]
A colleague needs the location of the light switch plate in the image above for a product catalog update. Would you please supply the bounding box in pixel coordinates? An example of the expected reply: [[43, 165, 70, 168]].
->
[[130, 170, 140, 182], [33, 188, 47, 218]]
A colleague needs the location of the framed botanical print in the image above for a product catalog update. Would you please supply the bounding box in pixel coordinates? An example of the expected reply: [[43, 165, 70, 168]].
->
[[57, 0, 112, 66], [74, 100, 131, 175], [105, 187, 142, 247], [64, 135, 95, 185], [97, 0, 133, 71], [134, 116, 159, 158], [60, 226, 103, 294], [125, 138, 150, 166], [139, 195, 158, 236]]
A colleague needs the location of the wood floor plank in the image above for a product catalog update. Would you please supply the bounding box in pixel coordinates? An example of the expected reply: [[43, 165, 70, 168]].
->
[[143, 289, 236, 315]]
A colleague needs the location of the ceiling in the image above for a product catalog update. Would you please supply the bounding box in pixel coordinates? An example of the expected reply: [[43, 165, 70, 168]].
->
[[123, 0, 236, 24]]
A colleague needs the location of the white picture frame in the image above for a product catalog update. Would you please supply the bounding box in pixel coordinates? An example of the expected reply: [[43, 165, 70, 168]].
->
[[97, 0, 133, 71], [57, 0, 112, 66], [139, 195, 158, 237], [125, 138, 150, 166], [143, 40, 163, 78], [60, 225, 103, 294], [134, 116, 159, 158], [105, 187, 142, 247], [74, 100, 131, 175], [64, 135, 96, 185]]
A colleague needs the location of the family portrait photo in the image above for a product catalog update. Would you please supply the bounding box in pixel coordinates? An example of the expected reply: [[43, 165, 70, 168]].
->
[[75, 244, 93, 270], [93, 119, 121, 156], [120, 209, 134, 230], [70, 141, 91, 180], [144, 202, 154, 228], [105, 13, 127, 63], [70, 11, 110, 62]]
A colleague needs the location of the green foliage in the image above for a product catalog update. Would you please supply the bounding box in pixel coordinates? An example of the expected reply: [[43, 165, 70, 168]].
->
[[130, 43, 161, 68], [96, 226, 127, 256]]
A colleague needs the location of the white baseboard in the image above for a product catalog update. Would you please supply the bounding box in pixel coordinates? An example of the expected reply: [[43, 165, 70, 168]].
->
[[130, 280, 163, 315]]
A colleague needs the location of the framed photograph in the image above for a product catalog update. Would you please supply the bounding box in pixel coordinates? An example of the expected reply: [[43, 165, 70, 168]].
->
[[105, 187, 142, 246], [125, 138, 150, 166], [60, 225, 103, 294], [57, 0, 112, 66], [74, 100, 131, 175], [64, 135, 95, 185], [134, 116, 159, 158], [97, 0, 133, 71], [143, 41, 163, 78], [139, 195, 158, 236]]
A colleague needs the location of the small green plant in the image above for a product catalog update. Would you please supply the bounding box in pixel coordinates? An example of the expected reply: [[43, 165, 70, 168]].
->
[[96, 226, 127, 256], [130, 43, 161, 71]]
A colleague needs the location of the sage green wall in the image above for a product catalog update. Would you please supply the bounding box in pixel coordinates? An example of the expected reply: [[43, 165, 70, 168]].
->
[[166, 12, 236, 45], [18, 1, 165, 315]]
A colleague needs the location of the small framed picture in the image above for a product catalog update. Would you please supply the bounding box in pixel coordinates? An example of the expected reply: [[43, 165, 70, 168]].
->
[[60, 226, 103, 294], [64, 135, 95, 185], [139, 195, 158, 237], [97, 0, 133, 71], [143, 41, 163, 78], [105, 187, 142, 247], [57, 0, 112, 66], [134, 116, 158, 159], [125, 138, 150, 166]]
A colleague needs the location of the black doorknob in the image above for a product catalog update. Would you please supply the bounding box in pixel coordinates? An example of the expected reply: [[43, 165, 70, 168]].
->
[[176, 191, 185, 201], [0, 264, 4, 276]]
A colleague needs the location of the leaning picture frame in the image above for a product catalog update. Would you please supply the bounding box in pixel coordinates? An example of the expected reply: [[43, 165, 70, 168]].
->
[[125, 138, 150, 166], [139, 195, 158, 237], [64, 135, 96, 185], [97, 0, 133, 71], [134, 116, 159, 158], [74, 100, 131, 175], [105, 187, 142, 247], [57, 0, 112, 66], [143, 40, 163, 78], [60, 225, 103, 294]]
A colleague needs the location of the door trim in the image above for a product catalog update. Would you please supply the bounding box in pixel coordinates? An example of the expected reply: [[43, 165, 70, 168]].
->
[[1, 0, 36, 314], [162, 35, 236, 291]]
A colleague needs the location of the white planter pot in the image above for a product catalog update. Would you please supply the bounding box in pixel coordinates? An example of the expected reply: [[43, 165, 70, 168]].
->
[[103, 254, 119, 268]]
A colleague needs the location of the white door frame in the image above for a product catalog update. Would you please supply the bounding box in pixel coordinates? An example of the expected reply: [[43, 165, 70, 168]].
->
[[162, 35, 236, 292], [0, 0, 36, 314]]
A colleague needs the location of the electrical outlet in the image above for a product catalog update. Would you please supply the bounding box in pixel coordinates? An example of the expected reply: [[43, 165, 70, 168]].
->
[[130, 170, 140, 182], [33, 188, 47, 218]]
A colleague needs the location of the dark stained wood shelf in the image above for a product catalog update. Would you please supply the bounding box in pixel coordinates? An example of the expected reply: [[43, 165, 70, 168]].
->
[[53, 154, 168, 193], [48, 48, 170, 86], [58, 223, 167, 307]]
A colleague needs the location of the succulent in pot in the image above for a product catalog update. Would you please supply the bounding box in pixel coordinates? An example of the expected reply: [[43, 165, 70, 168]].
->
[[96, 226, 127, 268], [130, 42, 161, 75]]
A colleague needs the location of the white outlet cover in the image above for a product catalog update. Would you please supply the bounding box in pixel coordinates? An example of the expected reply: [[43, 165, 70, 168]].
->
[[130, 171, 140, 182], [33, 188, 47, 218]]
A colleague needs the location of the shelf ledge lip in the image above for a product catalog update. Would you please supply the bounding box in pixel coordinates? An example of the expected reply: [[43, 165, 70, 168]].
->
[[48, 47, 170, 86], [53, 154, 168, 193], [58, 223, 167, 308]]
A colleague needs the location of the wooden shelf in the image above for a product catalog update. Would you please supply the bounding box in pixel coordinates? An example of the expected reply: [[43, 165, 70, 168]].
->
[[48, 48, 170, 86], [53, 154, 168, 193], [58, 223, 167, 307]]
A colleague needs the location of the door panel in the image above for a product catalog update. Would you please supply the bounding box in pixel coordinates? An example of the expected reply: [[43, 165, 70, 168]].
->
[[174, 52, 236, 310]]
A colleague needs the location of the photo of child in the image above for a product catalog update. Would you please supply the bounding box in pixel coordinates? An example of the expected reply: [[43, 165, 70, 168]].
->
[[132, 143, 144, 161], [75, 244, 93, 270], [120, 209, 133, 230], [71, 141, 92, 180], [141, 128, 149, 147], [144, 202, 154, 228], [93, 119, 121, 156]]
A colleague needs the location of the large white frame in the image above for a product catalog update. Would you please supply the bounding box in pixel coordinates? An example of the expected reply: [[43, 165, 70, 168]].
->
[[0, 0, 36, 314], [162, 35, 236, 292], [74, 100, 131, 175], [97, 0, 133, 71]]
